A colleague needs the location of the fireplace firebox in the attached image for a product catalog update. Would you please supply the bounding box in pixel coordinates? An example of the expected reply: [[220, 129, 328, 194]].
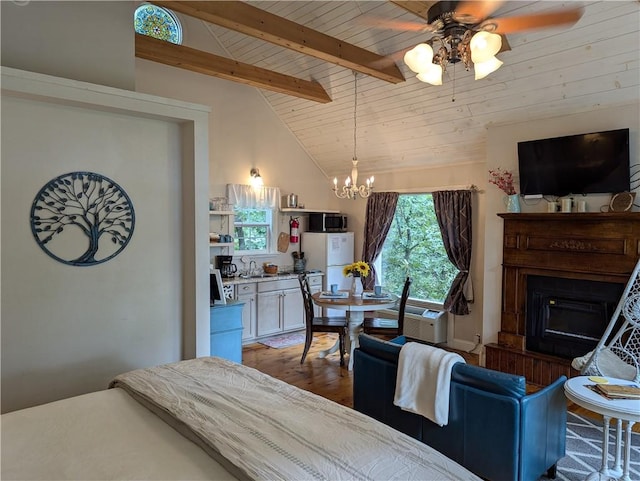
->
[[525, 276, 624, 359]]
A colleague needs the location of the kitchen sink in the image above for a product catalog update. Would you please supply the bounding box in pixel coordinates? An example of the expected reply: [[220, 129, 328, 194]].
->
[[239, 272, 295, 279]]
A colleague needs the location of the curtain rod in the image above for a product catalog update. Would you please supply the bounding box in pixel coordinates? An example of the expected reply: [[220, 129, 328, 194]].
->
[[384, 184, 483, 194]]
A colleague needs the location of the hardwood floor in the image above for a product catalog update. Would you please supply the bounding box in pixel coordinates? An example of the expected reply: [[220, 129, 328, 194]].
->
[[242, 332, 476, 408], [242, 332, 639, 433]]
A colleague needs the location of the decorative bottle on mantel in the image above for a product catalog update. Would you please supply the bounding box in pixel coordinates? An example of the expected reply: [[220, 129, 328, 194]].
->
[[351, 275, 364, 297], [505, 194, 521, 213], [488, 168, 519, 213]]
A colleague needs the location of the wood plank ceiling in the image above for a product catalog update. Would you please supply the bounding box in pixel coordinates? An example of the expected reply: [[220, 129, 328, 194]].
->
[[139, 1, 640, 180]]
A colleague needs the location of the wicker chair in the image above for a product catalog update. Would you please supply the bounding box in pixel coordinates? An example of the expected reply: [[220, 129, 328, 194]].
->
[[572, 259, 640, 383]]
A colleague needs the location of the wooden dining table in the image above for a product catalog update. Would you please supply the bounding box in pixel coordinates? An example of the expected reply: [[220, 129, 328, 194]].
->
[[311, 290, 398, 370]]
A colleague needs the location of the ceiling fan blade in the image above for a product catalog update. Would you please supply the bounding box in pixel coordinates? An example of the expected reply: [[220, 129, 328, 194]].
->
[[357, 16, 436, 33], [369, 47, 411, 70], [481, 8, 584, 34], [454, 0, 505, 24]]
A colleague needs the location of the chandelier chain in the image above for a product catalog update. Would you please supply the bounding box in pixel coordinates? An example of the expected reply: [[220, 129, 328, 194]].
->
[[353, 72, 357, 161], [331, 71, 374, 200]]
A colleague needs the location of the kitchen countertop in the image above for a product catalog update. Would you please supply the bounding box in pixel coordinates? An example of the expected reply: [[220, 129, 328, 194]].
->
[[222, 271, 323, 285]]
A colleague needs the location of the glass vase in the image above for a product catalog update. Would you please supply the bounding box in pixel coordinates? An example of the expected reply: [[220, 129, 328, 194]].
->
[[351, 275, 364, 297], [504, 194, 521, 213]]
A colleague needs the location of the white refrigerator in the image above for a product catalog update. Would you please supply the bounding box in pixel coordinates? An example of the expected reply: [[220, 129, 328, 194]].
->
[[302, 232, 354, 317]]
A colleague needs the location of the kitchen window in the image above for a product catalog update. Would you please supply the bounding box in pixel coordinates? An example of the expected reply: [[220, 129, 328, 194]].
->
[[376, 193, 457, 305], [227, 184, 280, 256], [233, 208, 273, 255]]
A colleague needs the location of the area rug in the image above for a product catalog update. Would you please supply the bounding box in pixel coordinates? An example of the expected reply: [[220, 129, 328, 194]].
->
[[541, 412, 640, 481], [258, 332, 306, 349]]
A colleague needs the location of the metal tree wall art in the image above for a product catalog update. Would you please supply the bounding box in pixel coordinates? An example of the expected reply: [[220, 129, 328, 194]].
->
[[30, 172, 135, 266]]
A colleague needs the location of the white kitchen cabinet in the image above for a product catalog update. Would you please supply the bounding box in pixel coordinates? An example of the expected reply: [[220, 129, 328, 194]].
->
[[257, 290, 282, 336], [282, 286, 305, 331], [257, 278, 305, 337], [236, 282, 257, 341]]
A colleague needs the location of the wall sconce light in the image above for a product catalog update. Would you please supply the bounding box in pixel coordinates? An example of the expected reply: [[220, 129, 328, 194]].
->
[[250, 168, 263, 187]]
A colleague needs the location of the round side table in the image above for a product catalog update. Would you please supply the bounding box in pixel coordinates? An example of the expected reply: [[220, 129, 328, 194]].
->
[[564, 376, 640, 481]]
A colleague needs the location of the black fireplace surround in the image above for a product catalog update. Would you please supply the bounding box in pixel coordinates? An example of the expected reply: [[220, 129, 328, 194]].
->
[[526, 275, 624, 359]]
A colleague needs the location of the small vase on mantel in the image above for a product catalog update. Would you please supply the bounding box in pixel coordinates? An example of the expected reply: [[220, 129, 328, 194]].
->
[[504, 194, 521, 213], [351, 275, 364, 297]]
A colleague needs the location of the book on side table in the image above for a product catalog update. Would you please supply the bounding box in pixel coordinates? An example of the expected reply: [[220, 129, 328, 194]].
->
[[594, 384, 640, 400]]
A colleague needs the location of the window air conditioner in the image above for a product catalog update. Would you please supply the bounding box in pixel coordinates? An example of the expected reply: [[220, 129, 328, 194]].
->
[[404, 308, 447, 344]]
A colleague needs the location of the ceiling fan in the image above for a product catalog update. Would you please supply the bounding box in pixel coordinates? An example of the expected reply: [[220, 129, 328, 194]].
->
[[382, 1, 584, 85]]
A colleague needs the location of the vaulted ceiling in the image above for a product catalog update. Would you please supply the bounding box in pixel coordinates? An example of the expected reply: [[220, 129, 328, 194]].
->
[[137, 1, 640, 180]]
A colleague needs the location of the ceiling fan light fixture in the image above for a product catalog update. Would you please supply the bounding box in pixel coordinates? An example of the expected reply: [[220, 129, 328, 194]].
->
[[416, 64, 443, 85], [470, 31, 502, 63], [404, 43, 434, 73], [474, 56, 503, 80]]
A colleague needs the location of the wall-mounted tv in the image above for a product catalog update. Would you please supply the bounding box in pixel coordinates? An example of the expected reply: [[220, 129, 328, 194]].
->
[[517, 128, 630, 197]]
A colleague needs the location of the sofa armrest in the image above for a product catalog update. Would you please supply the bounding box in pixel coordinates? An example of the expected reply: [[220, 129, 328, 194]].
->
[[519, 376, 567, 481]]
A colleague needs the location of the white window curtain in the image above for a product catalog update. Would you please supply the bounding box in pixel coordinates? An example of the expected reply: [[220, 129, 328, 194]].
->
[[227, 184, 281, 209]]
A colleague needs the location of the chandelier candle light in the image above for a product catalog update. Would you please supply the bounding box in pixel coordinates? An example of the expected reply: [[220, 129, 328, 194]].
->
[[333, 72, 374, 200]]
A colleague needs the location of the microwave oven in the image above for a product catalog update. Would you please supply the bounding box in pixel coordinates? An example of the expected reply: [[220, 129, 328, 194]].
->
[[308, 213, 348, 232]]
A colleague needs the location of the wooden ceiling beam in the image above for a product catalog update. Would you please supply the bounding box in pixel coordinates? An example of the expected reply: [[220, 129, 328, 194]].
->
[[151, 1, 405, 84], [135, 34, 331, 104]]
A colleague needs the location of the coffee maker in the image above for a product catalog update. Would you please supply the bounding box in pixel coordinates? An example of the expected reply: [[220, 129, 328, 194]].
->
[[215, 255, 237, 278]]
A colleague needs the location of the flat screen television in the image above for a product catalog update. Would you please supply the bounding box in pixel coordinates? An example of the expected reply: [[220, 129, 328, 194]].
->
[[517, 128, 630, 197]]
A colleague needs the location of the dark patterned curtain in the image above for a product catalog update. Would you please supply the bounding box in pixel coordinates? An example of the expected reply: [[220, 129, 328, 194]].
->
[[362, 192, 399, 290], [433, 190, 473, 315]]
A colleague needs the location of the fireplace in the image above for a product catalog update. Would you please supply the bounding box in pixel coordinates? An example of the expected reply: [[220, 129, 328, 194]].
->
[[486, 212, 640, 386], [525, 276, 624, 359]]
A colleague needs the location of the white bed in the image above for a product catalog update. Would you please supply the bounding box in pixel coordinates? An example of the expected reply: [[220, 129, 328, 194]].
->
[[2, 357, 481, 481]]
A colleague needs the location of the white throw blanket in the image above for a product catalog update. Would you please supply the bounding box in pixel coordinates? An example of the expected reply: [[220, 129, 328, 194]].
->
[[394, 342, 465, 426]]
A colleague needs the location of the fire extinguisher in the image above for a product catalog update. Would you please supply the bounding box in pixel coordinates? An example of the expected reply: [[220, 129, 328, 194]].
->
[[290, 217, 300, 244]]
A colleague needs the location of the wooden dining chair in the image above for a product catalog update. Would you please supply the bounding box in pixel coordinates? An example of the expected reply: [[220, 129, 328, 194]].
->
[[298, 273, 348, 366], [362, 277, 412, 337]]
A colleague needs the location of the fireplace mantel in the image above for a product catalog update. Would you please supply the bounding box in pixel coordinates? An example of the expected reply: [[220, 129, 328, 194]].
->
[[486, 212, 640, 385]]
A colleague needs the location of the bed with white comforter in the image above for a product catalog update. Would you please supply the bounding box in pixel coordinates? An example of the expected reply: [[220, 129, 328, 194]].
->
[[2, 357, 481, 480]]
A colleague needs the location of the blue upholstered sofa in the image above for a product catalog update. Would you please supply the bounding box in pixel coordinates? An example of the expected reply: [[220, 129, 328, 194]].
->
[[353, 334, 567, 481]]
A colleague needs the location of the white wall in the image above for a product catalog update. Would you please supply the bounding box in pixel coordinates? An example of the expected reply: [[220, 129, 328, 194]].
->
[[134, 12, 340, 271], [1, 69, 210, 413], [482, 102, 640, 348], [0, 1, 134, 91]]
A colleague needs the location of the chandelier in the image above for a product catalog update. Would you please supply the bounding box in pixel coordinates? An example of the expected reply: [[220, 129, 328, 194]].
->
[[403, 3, 503, 86], [333, 72, 374, 200]]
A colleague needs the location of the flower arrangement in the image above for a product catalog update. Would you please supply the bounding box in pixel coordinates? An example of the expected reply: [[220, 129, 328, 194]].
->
[[488, 168, 516, 195], [343, 261, 370, 277]]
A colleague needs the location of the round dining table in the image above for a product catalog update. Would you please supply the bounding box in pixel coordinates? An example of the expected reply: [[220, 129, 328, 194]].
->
[[311, 290, 398, 370]]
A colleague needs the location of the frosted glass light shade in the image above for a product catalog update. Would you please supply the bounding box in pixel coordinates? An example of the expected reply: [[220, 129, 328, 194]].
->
[[404, 43, 434, 73], [474, 56, 503, 79], [470, 31, 502, 63], [416, 64, 443, 85]]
